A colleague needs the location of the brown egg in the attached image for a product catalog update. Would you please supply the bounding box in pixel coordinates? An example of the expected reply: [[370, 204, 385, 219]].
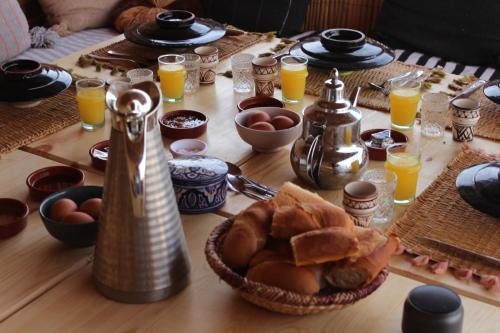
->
[[79, 198, 102, 220], [249, 121, 276, 131], [62, 212, 94, 224], [271, 115, 295, 130], [50, 198, 78, 221], [246, 111, 272, 127]]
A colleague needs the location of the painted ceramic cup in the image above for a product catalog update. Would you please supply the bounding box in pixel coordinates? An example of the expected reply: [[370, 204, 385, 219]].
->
[[343, 181, 379, 227], [194, 46, 218, 85], [451, 98, 481, 142], [252, 57, 278, 97]]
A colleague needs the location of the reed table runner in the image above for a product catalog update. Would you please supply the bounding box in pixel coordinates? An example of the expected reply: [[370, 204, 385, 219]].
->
[[0, 88, 79, 154], [89, 32, 266, 69], [388, 148, 500, 276]]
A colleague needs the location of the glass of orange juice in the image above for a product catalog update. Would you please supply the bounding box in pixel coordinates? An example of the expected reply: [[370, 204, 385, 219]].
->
[[158, 54, 186, 103], [75, 79, 105, 131], [280, 55, 308, 103], [385, 143, 422, 205], [389, 79, 421, 129]]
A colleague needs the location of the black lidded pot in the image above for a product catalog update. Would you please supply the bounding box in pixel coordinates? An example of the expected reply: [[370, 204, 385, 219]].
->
[[402, 285, 464, 333]]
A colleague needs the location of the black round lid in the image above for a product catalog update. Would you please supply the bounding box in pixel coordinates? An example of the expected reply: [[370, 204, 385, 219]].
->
[[408, 285, 461, 315]]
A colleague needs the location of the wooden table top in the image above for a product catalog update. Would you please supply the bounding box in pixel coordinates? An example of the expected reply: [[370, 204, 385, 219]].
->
[[0, 35, 498, 331]]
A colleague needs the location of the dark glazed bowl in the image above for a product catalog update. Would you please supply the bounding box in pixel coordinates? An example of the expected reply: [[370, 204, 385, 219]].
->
[[0, 198, 29, 239], [237, 96, 285, 112], [159, 110, 208, 140], [320, 29, 366, 52], [360, 129, 408, 161], [26, 166, 85, 201], [0, 59, 42, 81], [89, 140, 110, 172], [156, 10, 195, 29], [39, 186, 102, 247]]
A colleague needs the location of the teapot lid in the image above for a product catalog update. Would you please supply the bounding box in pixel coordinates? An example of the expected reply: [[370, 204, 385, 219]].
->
[[318, 68, 351, 112]]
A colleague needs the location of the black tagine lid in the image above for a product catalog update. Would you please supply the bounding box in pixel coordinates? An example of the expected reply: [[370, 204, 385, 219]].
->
[[289, 28, 394, 70], [402, 285, 463, 333], [124, 10, 226, 48]]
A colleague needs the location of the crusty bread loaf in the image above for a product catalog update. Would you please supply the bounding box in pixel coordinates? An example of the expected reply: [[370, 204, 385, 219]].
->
[[290, 227, 359, 266], [221, 200, 276, 269], [246, 261, 321, 295], [271, 203, 354, 239], [249, 249, 291, 267], [351, 226, 387, 259], [273, 182, 327, 207], [324, 235, 400, 289]]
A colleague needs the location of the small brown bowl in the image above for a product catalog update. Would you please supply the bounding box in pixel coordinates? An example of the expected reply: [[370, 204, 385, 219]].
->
[[237, 96, 284, 112], [360, 129, 408, 161], [159, 110, 208, 140], [26, 166, 85, 201], [0, 198, 29, 239], [89, 140, 109, 172]]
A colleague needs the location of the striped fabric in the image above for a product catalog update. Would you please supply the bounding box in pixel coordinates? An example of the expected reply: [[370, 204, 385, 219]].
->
[[0, 0, 31, 63], [14, 28, 118, 64]]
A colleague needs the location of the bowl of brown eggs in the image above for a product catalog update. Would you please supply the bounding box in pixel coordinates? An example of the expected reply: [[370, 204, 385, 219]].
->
[[234, 107, 302, 153]]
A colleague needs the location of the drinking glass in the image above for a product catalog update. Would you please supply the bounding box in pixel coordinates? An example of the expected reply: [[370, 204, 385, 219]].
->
[[231, 53, 254, 93], [385, 143, 422, 205], [126, 68, 154, 84], [421, 92, 449, 138], [158, 54, 186, 103], [182, 53, 201, 94], [361, 168, 397, 224], [389, 79, 421, 129], [75, 79, 105, 131], [280, 55, 308, 103]]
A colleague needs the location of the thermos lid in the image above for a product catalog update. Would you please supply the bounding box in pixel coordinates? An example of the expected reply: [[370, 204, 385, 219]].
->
[[402, 285, 463, 333], [169, 156, 228, 186]]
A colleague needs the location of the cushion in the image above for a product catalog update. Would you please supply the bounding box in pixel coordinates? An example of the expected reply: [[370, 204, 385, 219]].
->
[[373, 0, 500, 68], [0, 0, 31, 62], [37, 0, 123, 35]]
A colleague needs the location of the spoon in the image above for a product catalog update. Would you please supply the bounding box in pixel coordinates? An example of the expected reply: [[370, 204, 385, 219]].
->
[[449, 80, 486, 104], [227, 174, 273, 201], [225, 162, 277, 197]]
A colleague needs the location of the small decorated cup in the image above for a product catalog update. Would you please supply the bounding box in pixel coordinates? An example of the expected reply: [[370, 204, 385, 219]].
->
[[194, 46, 219, 84], [451, 98, 481, 142], [343, 181, 379, 227], [252, 57, 278, 97]]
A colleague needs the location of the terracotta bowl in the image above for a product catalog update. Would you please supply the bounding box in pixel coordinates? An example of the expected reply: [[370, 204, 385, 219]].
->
[[0, 198, 29, 239], [26, 166, 85, 201], [234, 107, 302, 153], [159, 110, 208, 140], [89, 140, 110, 172], [39, 186, 102, 247], [360, 129, 408, 161], [237, 96, 284, 112]]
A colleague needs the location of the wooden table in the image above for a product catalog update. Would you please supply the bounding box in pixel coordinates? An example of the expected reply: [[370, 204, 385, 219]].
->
[[0, 35, 499, 332]]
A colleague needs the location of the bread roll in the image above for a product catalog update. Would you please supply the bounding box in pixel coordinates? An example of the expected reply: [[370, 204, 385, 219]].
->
[[273, 181, 327, 207], [351, 226, 387, 259], [271, 203, 354, 239], [246, 261, 321, 295], [324, 235, 400, 289], [290, 227, 359, 266], [221, 200, 276, 269], [249, 249, 291, 267]]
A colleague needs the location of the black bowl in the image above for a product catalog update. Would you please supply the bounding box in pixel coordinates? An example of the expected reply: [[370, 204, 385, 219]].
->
[[39, 186, 102, 247], [156, 10, 195, 29]]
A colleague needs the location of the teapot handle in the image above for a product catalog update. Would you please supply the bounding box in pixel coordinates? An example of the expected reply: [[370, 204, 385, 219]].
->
[[306, 133, 323, 186]]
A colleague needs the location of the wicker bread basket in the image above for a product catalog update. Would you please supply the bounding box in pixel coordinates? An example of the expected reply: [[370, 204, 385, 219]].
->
[[205, 219, 389, 315]]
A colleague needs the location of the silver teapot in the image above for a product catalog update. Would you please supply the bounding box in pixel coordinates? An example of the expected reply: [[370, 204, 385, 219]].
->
[[291, 69, 368, 189], [92, 81, 191, 303]]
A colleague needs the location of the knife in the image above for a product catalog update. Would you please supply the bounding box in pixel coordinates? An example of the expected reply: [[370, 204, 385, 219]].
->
[[418, 236, 500, 268]]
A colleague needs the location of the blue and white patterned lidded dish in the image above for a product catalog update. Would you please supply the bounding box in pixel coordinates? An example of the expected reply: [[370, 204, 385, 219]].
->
[[168, 155, 228, 214]]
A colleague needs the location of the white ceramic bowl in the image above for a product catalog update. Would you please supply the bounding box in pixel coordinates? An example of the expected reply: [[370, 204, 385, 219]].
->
[[234, 107, 302, 153], [169, 139, 208, 158]]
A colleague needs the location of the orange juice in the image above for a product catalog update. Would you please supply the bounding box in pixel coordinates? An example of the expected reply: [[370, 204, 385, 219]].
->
[[76, 87, 105, 127], [158, 64, 186, 102], [280, 65, 308, 102], [385, 152, 421, 204], [389, 79, 421, 129]]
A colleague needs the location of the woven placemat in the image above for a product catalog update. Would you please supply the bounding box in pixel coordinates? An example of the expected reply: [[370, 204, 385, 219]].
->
[[0, 88, 79, 154], [89, 32, 266, 68], [387, 148, 500, 276]]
